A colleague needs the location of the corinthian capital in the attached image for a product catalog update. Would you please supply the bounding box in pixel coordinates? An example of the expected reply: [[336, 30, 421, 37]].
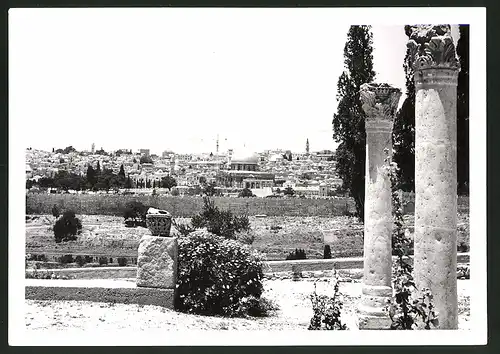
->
[[406, 24, 460, 71], [360, 83, 402, 122]]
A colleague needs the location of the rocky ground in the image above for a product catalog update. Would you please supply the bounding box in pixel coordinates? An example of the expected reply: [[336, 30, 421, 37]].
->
[[26, 214, 470, 261], [25, 278, 471, 331]]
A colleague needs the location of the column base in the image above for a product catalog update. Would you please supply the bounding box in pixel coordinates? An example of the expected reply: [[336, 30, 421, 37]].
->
[[357, 312, 392, 330], [357, 287, 393, 330]]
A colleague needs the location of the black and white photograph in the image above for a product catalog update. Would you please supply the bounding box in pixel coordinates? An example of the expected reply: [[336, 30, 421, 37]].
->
[[8, 7, 487, 346]]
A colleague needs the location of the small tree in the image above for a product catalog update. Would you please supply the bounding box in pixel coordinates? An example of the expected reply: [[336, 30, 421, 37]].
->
[[203, 182, 218, 196], [239, 188, 254, 198], [283, 186, 295, 196], [161, 175, 177, 190], [51, 204, 60, 220], [124, 175, 133, 189], [173, 196, 250, 240], [286, 248, 307, 260], [53, 210, 82, 243], [323, 245, 332, 259], [123, 201, 148, 227], [140, 155, 153, 164]]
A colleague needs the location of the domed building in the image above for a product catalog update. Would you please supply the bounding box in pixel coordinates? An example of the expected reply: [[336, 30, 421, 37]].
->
[[229, 151, 260, 171], [217, 149, 274, 190]]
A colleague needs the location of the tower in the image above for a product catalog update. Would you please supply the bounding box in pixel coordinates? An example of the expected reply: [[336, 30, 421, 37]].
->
[[306, 138, 310, 154], [91, 143, 95, 154], [216, 134, 219, 154]]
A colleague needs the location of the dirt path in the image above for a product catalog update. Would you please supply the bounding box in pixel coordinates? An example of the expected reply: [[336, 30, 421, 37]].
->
[[25, 279, 471, 331]]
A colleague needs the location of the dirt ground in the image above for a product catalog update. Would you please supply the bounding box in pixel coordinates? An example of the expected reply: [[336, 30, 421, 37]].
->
[[26, 214, 470, 261], [25, 278, 471, 331]]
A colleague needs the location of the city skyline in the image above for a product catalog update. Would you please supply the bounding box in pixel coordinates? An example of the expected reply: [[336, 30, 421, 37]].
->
[[11, 10, 458, 155]]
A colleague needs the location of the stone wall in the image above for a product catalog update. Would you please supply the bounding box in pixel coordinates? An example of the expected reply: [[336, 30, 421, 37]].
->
[[26, 193, 469, 217], [26, 194, 356, 217]]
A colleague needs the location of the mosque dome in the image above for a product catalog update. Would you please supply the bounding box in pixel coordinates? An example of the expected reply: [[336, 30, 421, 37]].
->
[[231, 150, 259, 165]]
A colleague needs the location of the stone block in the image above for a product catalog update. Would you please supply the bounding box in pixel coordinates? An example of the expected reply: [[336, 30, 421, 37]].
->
[[136, 235, 178, 289], [146, 208, 172, 237]]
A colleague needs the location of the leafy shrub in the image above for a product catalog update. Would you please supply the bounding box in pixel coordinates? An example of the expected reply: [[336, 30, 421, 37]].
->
[[171, 188, 180, 196], [323, 245, 332, 259], [457, 266, 470, 279], [236, 296, 279, 317], [53, 210, 82, 243], [238, 188, 255, 198], [51, 204, 60, 219], [58, 254, 74, 264], [117, 257, 128, 266], [457, 241, 469, 253], [176, 230, 265, 317], [291, 264, 302, 281], [98, 256, 109, 266], [286, 248, 307, 260], [26, 269, 74, 280], [283, 186, 295, 196], [308, 270, 347, 330], [174, 197, 250, 240], [75, 255, 86, 267], [123, 201, 148, 227], [84, 255, 94, 263], [236, 230, 256, 245], [28, 254, 47, 262], [387, 155, 438, 330]]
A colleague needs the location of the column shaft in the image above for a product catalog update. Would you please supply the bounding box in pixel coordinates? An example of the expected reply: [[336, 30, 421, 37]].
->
[[414, 68, 458, 329], [357, 83, 401, 329]]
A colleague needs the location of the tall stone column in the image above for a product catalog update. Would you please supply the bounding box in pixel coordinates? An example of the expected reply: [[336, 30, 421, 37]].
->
[[407, 25, 460, 329], [357, 83, 401, 329]]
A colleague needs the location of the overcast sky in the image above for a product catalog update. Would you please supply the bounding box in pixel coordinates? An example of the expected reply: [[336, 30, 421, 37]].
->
[[10, 9, 460, 155]]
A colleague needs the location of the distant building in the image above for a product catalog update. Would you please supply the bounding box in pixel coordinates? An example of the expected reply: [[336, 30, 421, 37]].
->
[[314, 150, 335, 161], [217, 151, 274, 189], [319, 182, 330, 197], [140, 149, 150, 157]]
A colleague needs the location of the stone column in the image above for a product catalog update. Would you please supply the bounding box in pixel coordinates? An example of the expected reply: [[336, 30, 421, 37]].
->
[[357, 83, 401, 329], [407, 25, 460, 329]]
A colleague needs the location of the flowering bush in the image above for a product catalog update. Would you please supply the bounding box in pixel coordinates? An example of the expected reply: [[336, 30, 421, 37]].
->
[[176, 230, 267, 317], [308, 269, 347, 330]]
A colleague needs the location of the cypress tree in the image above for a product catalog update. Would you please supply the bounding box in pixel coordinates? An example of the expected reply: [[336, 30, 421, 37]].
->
[[456, 24, 469, 195], [393, 27, 416, 191], [332, 25, 376, 221]]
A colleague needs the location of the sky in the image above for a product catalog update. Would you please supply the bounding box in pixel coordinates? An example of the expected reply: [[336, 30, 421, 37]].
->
[[10, 9, 459, 155]]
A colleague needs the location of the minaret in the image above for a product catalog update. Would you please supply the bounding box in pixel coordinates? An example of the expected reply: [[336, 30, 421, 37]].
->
[[216, 134, 219, 154], [91, 143, 95, 154], [306, 138, 310, 154]]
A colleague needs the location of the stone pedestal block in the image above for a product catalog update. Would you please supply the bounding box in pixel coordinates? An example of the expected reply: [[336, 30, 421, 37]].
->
[[357, 83, 401, 330], [407, 25, 460, 329], [136, 235, 178, 289]]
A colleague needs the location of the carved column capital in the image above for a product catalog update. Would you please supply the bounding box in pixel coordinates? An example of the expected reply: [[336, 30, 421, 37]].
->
[[406, 24, 460, 72], [360, 83, 401, 130]]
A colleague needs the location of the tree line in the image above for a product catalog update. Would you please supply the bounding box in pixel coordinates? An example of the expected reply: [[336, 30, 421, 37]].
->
[[27, 162, 178, 192]]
